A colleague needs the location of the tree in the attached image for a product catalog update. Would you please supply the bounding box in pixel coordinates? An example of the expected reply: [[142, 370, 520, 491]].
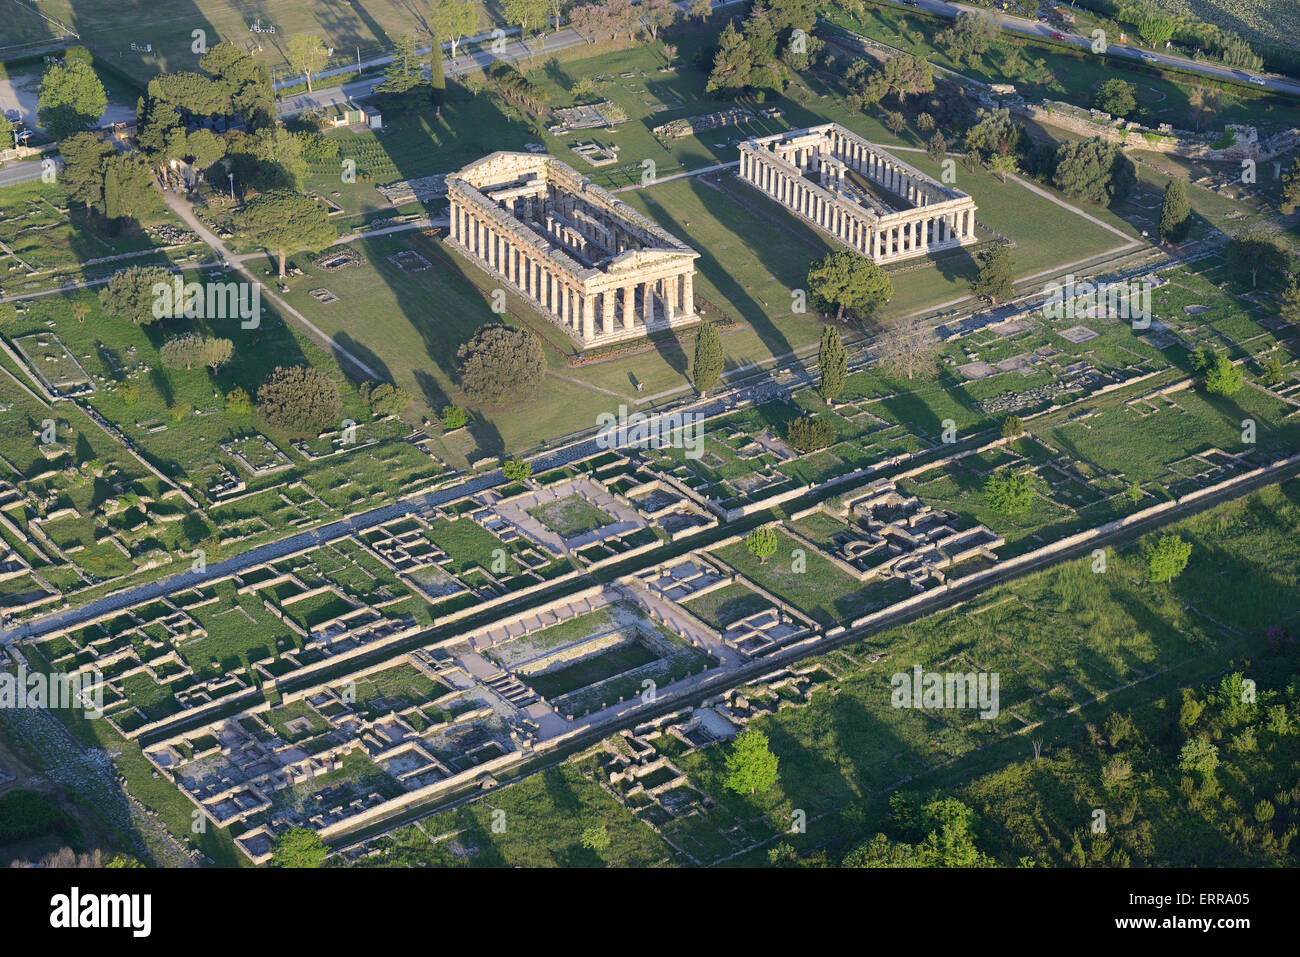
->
[[1159, 178, 1191, 243], [502, 457, 533, 482], [884, 110, 906, 135], [807, 250, 892, 322], [926, 130, 948, 162], [186, 128, 226, 171], [1145, 533, 1191, 583], [1281, 158, 1300, 216], [1136, 12, 1177, 49], [581, 823, 611, 851], [1095, 78, 1136, 117], [745, 526, 779, 564], [964, 108, 1020, 164], [38, 58, 107, 140], [0, 113, 13, 152], [692, 320, 724, 394], [200, 42, 274, 129], [1177, 737, 1218, 777], [430, 0, 479, 59], [818, 325, 848, 403], [874, 316, 939, 382], [287, 35, 329, 93], [1053, 137, 1136, 205], [377, 34, 422, 96], [456, 324, 546, 405], [1260, 352, 1285, 387], [706, 21, 754, 95], [102, 153, 160, 228], [642, 0, 679, 40], [724, 728, 779, 795], [504, 0, 549, 43], [881, 54, 934, 106], [257, 365, 342, 437], [916, 112, 935, 133], [59, 132, 114, 211], [1001, 415, 1025, 438], [689, 0, 713, 21], [99, 265, 173, 324], [270, 827, 327, 868], [160, 334, 203, 370], [1226, 224, 1287, 289], [361, 381, 412, 416], [236, 190, 335, 278], [429, 41, 446, 104], [987, 152, 1017, 183], [985, 468, 1033, 515], [971, 242, 1015, 304], [1280, 275, 1300, 325], [1192, 348, 1242, 397]]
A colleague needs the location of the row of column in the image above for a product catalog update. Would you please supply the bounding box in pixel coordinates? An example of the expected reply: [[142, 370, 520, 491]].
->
[[740, 149, 977, 259], [450, 198, 694, 340]]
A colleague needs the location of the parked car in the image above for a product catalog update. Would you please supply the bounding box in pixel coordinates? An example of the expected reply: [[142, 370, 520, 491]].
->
[[1247, 76, 1267, 85], [1140, 53, 1158, 62], [1050, 32, 1067, 40]]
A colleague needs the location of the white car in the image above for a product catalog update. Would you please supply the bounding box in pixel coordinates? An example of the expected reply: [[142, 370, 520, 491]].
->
[[1247, 76, 1267, 85], [1140, 53, 1158, 62]]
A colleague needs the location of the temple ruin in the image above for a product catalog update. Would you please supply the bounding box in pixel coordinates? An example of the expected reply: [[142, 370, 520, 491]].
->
[[739, 123, 978, 263], [447, 152, 700, 346]]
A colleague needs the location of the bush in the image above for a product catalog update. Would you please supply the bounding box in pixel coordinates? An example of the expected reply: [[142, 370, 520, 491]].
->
[[501, 457, 532, 482], [785, 415, 836, 452], [984, 468, 1034, 515], [1001, 415, 1025, 438], [225, 386, 254, 415], [1193, 348, 1242, 396], [257, 365, 341, 436], [1145, 533, 1191, 583], [439, 404, 468, 429], [361, 381, 412, 417]]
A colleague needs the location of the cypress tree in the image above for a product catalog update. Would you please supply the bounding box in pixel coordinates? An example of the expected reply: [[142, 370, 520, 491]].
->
[[693, 321, 724, 395], [818, 325, 847, 404], [1159, 178, 1190, 243]]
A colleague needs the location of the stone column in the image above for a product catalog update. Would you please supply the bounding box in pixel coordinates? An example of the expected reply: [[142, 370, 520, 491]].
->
[[682, 272, 694, 315], [664, 276, 677, 323], [643, 283, 655, 325], [602, 289, 616, 333], [581, 292, 594, 340], [622, 284, 635, 329], [560, 282, 571, 327]]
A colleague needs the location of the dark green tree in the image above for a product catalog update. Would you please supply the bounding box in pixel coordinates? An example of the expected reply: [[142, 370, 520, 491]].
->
[[456, 324, 546, 405], [38, 57, 107, 140], [807, 250, 892, 322], [818, 325, 848, 403], [1159, 178, 1191, 243], [692, 320, 724, 394], [236, 190, 335, 278], [971, 242, 1015, 304], [257, 365, 342, 437]]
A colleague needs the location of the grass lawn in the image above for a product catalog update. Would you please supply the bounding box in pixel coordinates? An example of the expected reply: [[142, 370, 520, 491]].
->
[[527, 495, 615, 538]]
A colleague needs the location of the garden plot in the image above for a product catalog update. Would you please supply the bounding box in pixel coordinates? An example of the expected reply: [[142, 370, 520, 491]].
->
[[13, 333, 94, 396]]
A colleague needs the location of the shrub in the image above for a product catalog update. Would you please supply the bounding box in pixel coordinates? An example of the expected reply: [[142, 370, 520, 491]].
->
[[439, 404, 468, 429], [225, 386, 254, 415], [985, 468, 1033, 515], [786, 415, 836, 452], [361, 381, 412, 417]]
